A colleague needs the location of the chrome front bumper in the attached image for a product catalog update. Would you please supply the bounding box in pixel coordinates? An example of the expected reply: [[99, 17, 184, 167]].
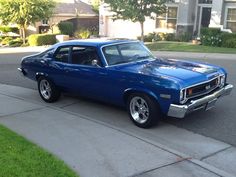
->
[[168, 84, 234, 118], [18, 67, 26, 76]]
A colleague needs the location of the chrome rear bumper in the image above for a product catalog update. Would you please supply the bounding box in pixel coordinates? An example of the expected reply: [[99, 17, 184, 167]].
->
[[167, 84, 233, 118]]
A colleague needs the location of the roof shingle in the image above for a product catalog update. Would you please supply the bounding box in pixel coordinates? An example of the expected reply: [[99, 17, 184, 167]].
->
[[54, 0, 97, 15]]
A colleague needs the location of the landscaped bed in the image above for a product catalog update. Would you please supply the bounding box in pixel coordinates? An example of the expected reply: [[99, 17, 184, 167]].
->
[[146, 41, 236, 54], [0, 124, 79, 177]]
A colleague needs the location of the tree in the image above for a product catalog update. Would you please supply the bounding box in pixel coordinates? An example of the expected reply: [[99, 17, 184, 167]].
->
[[0, 0, 55, 44], [91, 0, 101, 14], [103, 0, 166, 41]]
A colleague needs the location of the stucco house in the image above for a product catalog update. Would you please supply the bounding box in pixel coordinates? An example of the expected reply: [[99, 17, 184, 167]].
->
[[99, 0, 236, 39], [27, 0, 98, 35]]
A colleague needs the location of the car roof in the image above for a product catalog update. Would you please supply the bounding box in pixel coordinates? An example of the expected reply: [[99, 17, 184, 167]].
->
[[52, 38, 139, 48]]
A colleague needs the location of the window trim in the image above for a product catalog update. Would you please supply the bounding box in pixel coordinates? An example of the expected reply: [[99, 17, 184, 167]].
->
[[53, 45, 72, 63], [224, 7, 236, 33]]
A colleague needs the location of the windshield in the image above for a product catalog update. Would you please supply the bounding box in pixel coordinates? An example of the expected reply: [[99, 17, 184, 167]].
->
[[102, 42, 155, 66]]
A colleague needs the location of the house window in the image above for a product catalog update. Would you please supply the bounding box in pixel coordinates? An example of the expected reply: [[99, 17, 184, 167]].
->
[[42, 20, 48, 25], [226, 8, 236, 32], [167, 0, 176, 2], [198, 0, 212, 4], [156, 7, 178, 30]]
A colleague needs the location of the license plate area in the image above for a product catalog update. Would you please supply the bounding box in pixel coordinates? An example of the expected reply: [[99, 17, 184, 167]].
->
[[205, 98, 217, 111]]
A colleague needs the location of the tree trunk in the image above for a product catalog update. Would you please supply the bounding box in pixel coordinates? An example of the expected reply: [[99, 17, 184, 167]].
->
[[22, 26, 26, 44], [140, 21, 144, 42]]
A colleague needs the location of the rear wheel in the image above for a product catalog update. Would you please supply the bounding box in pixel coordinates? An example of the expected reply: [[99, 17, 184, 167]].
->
[[127, 93, 161, 128], [38, 77, 60, 103]]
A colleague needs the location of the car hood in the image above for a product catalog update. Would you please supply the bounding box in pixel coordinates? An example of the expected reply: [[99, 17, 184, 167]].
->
[[113, 58, 224, 87]]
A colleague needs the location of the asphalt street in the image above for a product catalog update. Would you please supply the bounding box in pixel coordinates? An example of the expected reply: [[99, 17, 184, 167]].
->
[[0, 49, 235, 146]]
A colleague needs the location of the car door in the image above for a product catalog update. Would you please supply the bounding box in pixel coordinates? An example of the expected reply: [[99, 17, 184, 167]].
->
[[49, 45, 73, 91], [63, 45, 114, 101]]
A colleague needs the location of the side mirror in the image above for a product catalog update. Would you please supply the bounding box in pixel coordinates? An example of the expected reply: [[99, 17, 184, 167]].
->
[[91, 59, 100, 67]]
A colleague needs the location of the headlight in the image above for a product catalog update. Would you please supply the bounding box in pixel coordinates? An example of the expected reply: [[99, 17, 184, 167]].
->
[[219, 75, 226, 88], [180, 89, 187, 104]]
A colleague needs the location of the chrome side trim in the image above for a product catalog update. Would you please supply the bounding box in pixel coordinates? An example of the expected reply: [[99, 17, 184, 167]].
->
[[168, 84, 233, 118]]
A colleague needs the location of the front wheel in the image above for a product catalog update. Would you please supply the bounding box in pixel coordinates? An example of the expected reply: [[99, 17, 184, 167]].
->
[[38, 77, 60, 103], [127, 93, 161, 128]]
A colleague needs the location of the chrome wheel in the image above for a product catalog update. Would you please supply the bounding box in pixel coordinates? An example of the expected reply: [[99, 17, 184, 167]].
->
[[130, 96, 150, 124], [39, 79, 52, 100]]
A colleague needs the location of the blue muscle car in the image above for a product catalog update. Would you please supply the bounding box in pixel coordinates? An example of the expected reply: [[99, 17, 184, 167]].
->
[[18, 39, 233, 128]]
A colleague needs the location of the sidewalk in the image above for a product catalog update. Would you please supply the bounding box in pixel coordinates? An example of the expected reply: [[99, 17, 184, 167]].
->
[[0, 46, 47, 54], [0, 84, 236, 177]]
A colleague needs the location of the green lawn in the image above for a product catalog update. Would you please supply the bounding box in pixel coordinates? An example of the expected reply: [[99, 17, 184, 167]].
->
[[0, 124, 79, 177], [146, 41, 236, 54]]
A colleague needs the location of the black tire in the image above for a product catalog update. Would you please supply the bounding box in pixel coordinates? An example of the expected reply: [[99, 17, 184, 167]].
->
[[37, 77, 61, 103], [127, 93, 161, 128]]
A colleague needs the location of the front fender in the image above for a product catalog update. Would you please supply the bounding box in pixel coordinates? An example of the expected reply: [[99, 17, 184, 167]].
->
[[123, 84, 180, 115], [36, 72, 49, 80], [124, 87, 160, 103]]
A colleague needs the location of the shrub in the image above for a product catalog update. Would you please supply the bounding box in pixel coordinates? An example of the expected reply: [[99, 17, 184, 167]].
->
[[221, 38, 236, 48], [158, 33, 176, 41], [58, 21, 74, 36], [0, 36, 4, 43], [74, 29, 91, 39], [200, 28, 222, 47], [0, 26, 19, 33], [1, 36, 13, 45], [138, 32, 176, 42], [137, 35, 152, 42], [28, 34, 57, 46], [177, 32, 192, 42], [165, 33, 175, 41], [221, 33, 236, 48], [9, 38, 23, 47], [137, 33, 155, 42]]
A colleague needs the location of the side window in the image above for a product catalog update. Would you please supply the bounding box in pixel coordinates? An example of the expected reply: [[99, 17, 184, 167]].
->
[[54, 46, 70, 63], [102, 46, 120, 65], [71, 46, 101, 66]]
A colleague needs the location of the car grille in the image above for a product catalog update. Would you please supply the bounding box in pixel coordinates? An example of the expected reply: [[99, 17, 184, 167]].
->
[[186, 77, 219, 98]]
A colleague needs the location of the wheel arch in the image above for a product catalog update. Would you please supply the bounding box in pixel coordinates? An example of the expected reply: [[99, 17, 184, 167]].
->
[[123, 88, 160, 105], [35, 72, 49, 81]]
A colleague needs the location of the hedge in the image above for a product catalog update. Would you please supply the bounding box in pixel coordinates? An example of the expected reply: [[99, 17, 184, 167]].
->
[[28, 34, 57, 46], [221, 33, 236, 48], [58, 21, 74, 36], [200, 28, 222, 47], [200, 28, 236, 48], [0, 26, 19, 33]]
